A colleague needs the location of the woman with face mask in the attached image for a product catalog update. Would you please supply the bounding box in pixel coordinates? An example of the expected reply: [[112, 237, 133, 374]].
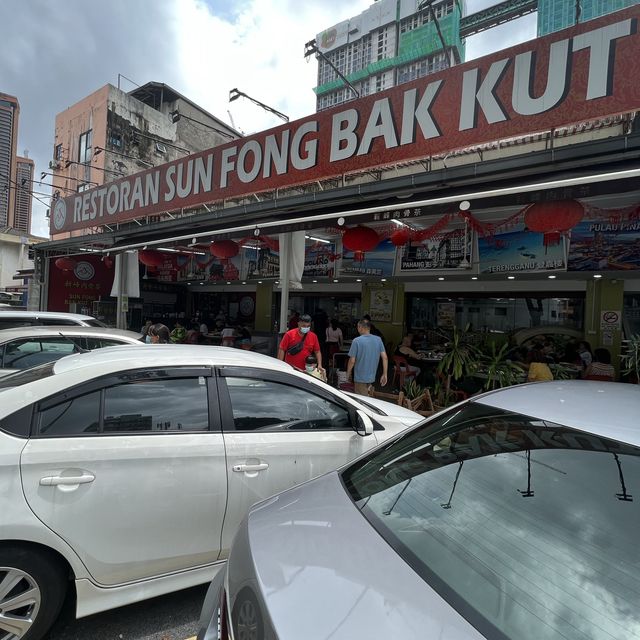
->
[[277, 313, 324, 373]]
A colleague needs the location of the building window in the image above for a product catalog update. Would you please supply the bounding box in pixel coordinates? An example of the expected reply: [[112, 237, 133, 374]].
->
[[78, 130, 92, 164], [54, 144, 63, 161], [109, 133, 122, 148], [77, 183, 91, 193]]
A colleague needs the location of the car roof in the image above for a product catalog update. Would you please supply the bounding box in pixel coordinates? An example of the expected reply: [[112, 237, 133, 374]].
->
[[0, 310, 98, 321], [50, 344, 293, 376], [473, 381, 640, 447], [0, 326, 142, 342]]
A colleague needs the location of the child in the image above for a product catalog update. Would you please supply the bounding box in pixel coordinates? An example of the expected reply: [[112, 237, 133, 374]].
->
[[305, 355, 327, 382]]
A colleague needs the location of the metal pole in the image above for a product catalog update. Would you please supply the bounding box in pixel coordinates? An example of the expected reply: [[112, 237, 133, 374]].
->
[[116, 253, 125, 329]]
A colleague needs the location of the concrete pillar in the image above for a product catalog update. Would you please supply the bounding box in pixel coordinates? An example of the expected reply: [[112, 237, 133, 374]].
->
[[585, 278, 624, 374], [254, 281, 274, 332]]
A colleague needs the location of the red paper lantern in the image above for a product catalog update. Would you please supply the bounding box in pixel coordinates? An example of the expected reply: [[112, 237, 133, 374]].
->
[[138, 250, 165, 268], [54, 257, 76, 271], [524, 200, 584, 246], [210, 240, 239, 260], [342, 226, 379, 253], [390, 228, 411, 247]]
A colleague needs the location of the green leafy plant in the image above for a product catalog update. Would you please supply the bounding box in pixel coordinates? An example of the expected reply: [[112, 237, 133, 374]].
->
[[435, 324, 478, 405], [402, 378, 424, 400], [621, 334, 640, 383], [478, 341, 525, 390]]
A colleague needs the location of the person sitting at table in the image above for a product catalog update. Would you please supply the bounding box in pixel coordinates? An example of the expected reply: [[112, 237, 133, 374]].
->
[[394, 336, 423, 381], [584, 348, 615, 381], [326, 319, 343, 359], [169, 320, 187, 344], [221, 323, 236, 347], [185, 323, 202, 345], [526, 350, 553, 382], [236, 324, 252, 349]]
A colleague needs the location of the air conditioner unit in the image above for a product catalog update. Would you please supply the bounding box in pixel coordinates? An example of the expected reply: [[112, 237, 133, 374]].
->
[[48, 160, 60, 170]]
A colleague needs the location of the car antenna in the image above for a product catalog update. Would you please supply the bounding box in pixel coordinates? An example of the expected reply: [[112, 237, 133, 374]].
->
[[58, 332, 90, 353]]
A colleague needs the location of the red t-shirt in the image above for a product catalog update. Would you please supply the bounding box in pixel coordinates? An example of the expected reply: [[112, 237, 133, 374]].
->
[[279, 329, 320, 370]]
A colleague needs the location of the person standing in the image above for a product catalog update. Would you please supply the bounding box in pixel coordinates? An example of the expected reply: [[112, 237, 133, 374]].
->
[[278, 314, 323, 372], [326, 319, 344, 360], [148, 322, 170, 344], [347, 319, 388, 396]]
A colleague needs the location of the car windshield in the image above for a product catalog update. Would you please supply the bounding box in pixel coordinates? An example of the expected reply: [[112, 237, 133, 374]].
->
[[0, 362, 56, 389], [342, 403, 640, 640]]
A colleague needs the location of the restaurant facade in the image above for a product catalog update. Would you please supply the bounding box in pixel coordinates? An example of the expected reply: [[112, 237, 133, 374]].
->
[[35, 6, 640, 364]]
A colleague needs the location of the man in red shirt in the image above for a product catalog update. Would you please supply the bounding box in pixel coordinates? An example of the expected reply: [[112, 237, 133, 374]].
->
[[278, 314, 324, 373]]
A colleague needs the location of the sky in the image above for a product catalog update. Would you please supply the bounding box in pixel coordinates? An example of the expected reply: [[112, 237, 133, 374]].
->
[[0, 0, 536, 238]]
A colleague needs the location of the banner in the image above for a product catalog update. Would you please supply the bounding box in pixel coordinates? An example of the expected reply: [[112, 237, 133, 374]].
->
[[395, 234, 471, 273], [568, 219, 640, 270], [303, 243, 338, 277], [341, 238, 396, 277], [52, 6, 640, 233], [478, 227, 566, 274]]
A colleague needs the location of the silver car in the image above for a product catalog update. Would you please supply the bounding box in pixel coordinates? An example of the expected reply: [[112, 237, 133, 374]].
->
[[0, 326, 143, 377], [198, 380, 640, 640]]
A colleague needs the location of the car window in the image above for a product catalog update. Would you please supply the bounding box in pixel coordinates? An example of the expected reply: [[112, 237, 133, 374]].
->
[[0, 362, 56, 389], [103, 377, 209, 432], [0, 319, 32, 330], [225, 376, 351, 431], [85, 318, 107, 327], [1, 337, 77, 369], [342, 404, 640, 640], [39, 390, 101, 436], [41, 318, 80, 326], [84, 337, 126, 349]]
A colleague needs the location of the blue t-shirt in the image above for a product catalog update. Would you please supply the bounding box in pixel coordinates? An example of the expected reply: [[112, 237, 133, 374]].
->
[[348, 333, 385, 383]]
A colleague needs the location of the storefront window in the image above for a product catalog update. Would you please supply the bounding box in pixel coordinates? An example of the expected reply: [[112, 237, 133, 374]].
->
[[408, 295, 584, 334], [623, 294, 640, 336]]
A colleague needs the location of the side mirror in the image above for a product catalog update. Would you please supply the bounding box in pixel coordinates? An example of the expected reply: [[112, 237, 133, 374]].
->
[[355, 409, 374, 437]]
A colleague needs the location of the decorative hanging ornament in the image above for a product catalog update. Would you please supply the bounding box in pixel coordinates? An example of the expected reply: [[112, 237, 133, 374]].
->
[[138, 250, 165, 268], [54, 257, 77, 271], [524, 200, 584, 247], [342, 226, 380, 255], [210, 240, 239, 260], [390, 228, 411, 247], [102, 256, 114, 269]]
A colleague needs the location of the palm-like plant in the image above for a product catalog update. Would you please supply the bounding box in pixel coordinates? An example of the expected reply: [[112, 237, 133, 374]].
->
[[479, 341, 525, 390], [621, 334, 640, 383], [436, 325, 478, 404]]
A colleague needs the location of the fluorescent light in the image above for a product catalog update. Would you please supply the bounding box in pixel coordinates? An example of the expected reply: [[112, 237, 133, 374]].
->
[[242, 281, 246, 284], [258, 280, 263, 284], [312, 279, 318, 283], [226, 281, 231, 284], [306, 235, 330, 244], [548, 275, 557, 279], [241, 245, 258, 249], [438, 277, 445, 281], [356, 278, 362, 282], [471, 276, 478, 280], [333, 279, 339, 283], [381, 278, 387, 282], [507, 276, 515, 280], [391, 219, 407, 227], [593, 274, 603, 278]]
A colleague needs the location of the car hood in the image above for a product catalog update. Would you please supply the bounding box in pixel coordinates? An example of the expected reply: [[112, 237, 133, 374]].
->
[[345, 392, 423, 427], [245, 472, 484, 640]]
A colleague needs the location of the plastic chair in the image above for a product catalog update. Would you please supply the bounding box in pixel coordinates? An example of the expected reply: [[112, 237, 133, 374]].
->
[[392, 355, 418, 389]]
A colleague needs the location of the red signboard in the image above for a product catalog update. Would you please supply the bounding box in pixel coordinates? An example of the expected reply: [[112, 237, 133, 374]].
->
[[48, 255, 115, 312], [52, 7, 640, 234]]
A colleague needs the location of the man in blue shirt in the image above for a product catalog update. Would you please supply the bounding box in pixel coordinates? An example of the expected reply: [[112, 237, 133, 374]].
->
[[347, 319, 388, 396]]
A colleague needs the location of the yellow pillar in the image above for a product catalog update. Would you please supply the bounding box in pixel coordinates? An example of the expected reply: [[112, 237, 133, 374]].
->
[[254, 282, 274, 332], [584, 278, 624, 374]]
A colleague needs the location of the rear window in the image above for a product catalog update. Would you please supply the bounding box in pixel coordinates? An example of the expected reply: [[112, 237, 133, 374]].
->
[[342, 404, 640, 640], [85, 319, 107, 327], [0, 362, 56, 389]]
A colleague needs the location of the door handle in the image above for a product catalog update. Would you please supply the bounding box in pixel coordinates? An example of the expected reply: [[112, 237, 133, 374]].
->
[[232, 463, 269, 473], [40, 472, 95, 486]]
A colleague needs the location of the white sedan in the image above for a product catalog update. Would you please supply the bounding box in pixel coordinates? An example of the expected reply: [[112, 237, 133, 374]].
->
[[0, 345, 421, 640]]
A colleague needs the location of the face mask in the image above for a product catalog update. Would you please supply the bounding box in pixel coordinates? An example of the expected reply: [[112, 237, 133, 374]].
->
[[305, 365, 315, 372], [145, 335, 151, 344], [300, 327, 310, 334]]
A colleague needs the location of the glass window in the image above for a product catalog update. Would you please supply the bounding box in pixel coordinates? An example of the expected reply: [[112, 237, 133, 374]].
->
[[0, 319, 32, 330], [1, 338, 77, 370], [85, 337, 129, 349], [343, 404, 640, 640], [78, 130, 92, 164], [0, 363, 55, 390], [39, 391, 101, 436], [84, 318, 107, 327], [103, 377, 209, 433], [40, 318, 81, 326], [225, 377, 351, 431]]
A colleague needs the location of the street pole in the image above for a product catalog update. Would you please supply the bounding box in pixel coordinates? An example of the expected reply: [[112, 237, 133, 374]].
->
[[279, 233, 292, 334]]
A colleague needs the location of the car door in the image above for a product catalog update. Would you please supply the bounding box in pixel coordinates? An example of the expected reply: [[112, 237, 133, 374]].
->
[[217, 366, 380, 557], [20, 366, 227, 586]]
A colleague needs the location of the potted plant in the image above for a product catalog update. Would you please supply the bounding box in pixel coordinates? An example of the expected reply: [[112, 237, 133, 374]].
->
[[435, 325, 478, 406], [478, 341, 525, 390], [621, 334, 640, 383]]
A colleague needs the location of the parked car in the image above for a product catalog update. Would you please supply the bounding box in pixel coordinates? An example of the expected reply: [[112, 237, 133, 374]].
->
[[0, 326, 143, 377], [0, 310, 106, 330], [0, 345, 421, 640], [198, 381, 640, 640]]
